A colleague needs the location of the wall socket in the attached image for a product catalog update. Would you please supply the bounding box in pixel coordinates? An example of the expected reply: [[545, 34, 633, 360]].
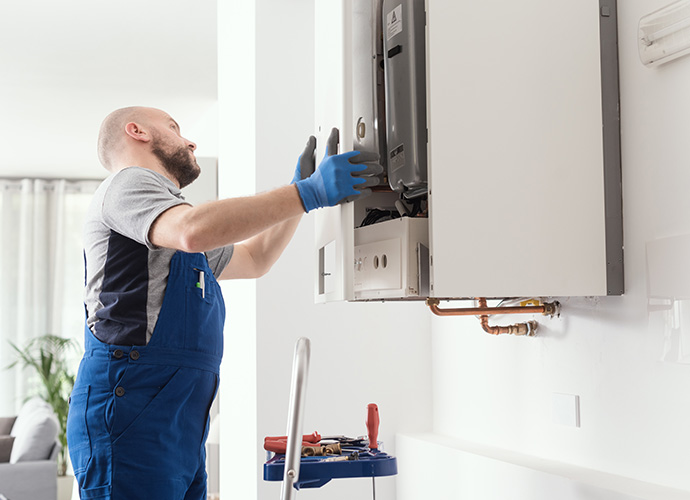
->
[[552, 393, 581, 427]]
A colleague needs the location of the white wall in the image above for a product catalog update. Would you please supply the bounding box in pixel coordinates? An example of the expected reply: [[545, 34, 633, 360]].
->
[[217, 0, 690, 497], [0, 0, 217, 180], [218, 1, 432, 499], [218, 1, 257, 498], [405, 0, 690, 497]]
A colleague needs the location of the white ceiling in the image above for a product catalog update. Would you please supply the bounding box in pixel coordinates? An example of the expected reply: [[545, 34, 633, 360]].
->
[[0, 0, 218, 179]]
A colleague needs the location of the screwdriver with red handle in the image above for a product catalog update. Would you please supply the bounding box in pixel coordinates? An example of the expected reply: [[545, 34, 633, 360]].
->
[[366, 403, 380, 500], [366, 403, 379, 451]]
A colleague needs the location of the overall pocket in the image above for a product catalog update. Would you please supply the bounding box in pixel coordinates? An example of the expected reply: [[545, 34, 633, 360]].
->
[[184, 267, 224, 354], [66, 386, 91, 474], [109, 365, 180, 442]]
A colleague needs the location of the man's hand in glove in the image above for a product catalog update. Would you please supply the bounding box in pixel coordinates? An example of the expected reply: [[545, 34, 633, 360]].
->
[[294, 128, 384, 213]]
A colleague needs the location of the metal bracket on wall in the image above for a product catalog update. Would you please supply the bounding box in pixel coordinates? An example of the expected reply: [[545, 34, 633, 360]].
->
[[425, 298, 560, 336]]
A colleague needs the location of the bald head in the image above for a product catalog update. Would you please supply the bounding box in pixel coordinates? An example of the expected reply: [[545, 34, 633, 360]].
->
[[97, 106, 154, 171], [96, 106, 200, 187]]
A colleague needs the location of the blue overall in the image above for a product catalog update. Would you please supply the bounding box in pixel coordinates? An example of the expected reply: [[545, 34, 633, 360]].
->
[[67, 251, 225, 500]]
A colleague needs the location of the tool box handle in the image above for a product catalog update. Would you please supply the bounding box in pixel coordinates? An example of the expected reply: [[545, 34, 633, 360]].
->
[[281, 337, 311, 500]]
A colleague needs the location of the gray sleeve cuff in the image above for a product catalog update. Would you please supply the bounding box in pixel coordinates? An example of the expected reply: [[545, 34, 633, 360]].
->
[[206, 244, 235, 277], [142, 200, 192, 250]]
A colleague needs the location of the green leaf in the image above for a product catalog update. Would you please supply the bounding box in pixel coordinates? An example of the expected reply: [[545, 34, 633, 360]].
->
[[5, 334, 79, 476]]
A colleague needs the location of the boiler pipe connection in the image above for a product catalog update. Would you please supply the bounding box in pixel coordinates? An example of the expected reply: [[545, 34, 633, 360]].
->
[[425, 298, 558, 317], [425, 298, 559, 337]]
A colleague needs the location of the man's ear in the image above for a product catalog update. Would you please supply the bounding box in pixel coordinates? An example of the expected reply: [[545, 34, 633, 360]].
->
[[124, 122, 151, 143]]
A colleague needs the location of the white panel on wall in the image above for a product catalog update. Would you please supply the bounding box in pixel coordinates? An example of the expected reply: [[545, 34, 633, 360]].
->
[[427, 0, 615, 298], [314, 0, 357, 303]]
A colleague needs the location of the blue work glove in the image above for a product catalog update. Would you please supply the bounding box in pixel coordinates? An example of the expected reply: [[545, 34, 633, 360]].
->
[[295, 128, 383, 212], [326, 128, 384, 204], [291, 136, 316, 184]]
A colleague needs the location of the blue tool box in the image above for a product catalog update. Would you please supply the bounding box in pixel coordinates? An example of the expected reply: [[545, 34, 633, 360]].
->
[[264, 446, 397, 489]]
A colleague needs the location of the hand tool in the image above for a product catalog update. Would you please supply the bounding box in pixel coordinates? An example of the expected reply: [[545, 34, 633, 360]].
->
[[265, 441, 322, 455], [366, 403, 380, 500], [265, 431, 321, 445], [264, 432, 321, 454], [366, 404, 379, 450], [319, 435, 367, 447]]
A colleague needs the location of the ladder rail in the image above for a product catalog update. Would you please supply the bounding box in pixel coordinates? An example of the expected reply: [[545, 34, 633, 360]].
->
[[281, 337, 311, 500]]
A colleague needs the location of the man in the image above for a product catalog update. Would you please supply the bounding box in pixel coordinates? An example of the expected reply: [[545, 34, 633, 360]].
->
[[66, 106, 380, 499]]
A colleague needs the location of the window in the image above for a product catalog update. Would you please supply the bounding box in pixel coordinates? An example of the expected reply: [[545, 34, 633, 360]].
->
[[0, 179, 100, 415]]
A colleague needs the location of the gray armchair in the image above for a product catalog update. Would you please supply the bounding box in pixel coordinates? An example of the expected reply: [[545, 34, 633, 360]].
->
[[0, 397, 59, 500]]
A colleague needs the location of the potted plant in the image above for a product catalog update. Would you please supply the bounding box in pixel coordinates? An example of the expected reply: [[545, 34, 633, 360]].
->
[[8, 334, 78, 499]]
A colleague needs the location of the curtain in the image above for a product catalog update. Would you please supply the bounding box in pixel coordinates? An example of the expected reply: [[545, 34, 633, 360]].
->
[[0, 178, 100, 415]]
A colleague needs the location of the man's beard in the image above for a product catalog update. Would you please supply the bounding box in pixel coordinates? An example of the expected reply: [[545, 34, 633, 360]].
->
[[151, 138, 201, 189]]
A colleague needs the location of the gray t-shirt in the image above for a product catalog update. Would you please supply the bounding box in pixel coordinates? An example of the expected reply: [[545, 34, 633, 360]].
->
[[83, 167, 233, 345]]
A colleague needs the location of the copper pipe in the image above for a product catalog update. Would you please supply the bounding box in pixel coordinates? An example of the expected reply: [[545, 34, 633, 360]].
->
[[425, 298, 556, 317], [426, 298, 558, 337], [479, 315, 538, 335], [477, 298, 538, 336]]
